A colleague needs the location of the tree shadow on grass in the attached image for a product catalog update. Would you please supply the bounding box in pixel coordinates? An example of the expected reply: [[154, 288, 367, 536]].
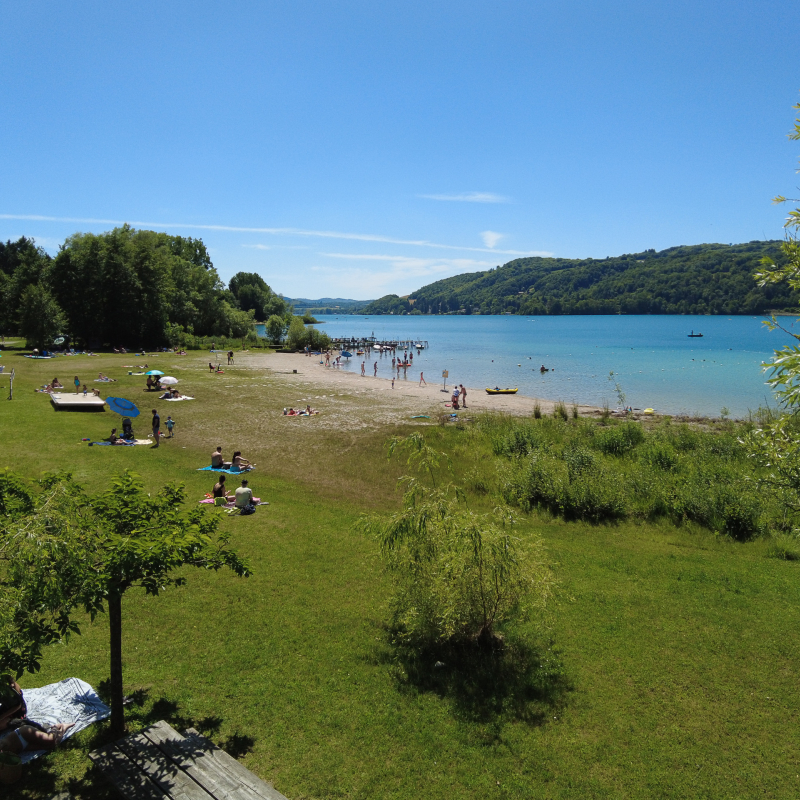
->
[[7, 688, 256, 799], [372, 627, 572, 737]]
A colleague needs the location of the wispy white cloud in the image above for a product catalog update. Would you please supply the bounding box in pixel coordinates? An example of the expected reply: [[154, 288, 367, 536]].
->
[[243, 243, 271, 250], [419, 192, 509, 204], [0, 213, 548, 257], [481, 230, 504, 248], [308, 253, 499, 296]]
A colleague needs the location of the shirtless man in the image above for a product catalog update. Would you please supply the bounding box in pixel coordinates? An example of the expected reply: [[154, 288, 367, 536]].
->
[[211, 446, 230, 468]]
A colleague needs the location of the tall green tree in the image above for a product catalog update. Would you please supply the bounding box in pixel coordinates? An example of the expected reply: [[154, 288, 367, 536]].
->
[[18, 283, 66, 349], [0, 471, 250, 736], [746, 98, 800, 530]]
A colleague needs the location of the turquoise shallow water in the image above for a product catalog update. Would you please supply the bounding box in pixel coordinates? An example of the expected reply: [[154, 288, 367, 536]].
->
[[257, 315, 793, 418]]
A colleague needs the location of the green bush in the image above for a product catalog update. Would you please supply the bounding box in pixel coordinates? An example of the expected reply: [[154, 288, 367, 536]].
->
[[594, 422, 645, 456]]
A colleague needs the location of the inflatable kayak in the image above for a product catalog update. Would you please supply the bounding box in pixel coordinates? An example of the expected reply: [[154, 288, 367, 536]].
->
[[486, 387, 518, 395]]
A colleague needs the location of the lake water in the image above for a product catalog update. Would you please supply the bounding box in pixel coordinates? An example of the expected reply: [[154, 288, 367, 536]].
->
[[257, 315, 794, 418]]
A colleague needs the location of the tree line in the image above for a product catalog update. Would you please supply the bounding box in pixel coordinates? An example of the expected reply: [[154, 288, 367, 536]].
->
[[0, 226, 292, 349], [361, 241, 797, 316]]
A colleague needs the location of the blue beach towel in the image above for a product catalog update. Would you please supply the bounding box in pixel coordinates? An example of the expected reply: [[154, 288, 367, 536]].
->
[[89, 441, 135, 446], [197, 465, 253, 475]]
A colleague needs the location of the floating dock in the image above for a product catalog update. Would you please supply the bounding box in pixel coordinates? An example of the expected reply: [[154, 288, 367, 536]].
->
[[50, 393, 106, 411]]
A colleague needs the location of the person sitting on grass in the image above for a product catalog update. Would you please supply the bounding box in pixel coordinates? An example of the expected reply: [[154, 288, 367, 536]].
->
[[211, 446, 231, 469], [146, 376, 155, 391], [0, 675, 74, 755], [52, 377, 63, 388], [212, 474, 232, 501], [231, 451, 253, 471], [234, 478, 255, 512]]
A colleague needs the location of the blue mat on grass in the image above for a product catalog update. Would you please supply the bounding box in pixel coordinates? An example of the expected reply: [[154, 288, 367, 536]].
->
[[197, 465, 253, 474]]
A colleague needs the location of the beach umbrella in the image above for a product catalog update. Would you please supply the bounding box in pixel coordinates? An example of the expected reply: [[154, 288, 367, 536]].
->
[[159, 376, 179, 385], [106, 397, 140, 418], [145, 370, 164, 376]]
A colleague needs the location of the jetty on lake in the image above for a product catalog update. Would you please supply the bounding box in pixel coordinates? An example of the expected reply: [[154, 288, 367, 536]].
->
[[330, 336, 428, 350]]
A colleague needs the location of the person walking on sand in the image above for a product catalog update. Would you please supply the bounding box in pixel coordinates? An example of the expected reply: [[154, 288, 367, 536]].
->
[[374, 361, 378, 377], [460, 384, 467, 408], [361, 361, 365, 376], [419, 372, 426, 386], [391, 377, 395, 389], [151, 408, 161, 447]]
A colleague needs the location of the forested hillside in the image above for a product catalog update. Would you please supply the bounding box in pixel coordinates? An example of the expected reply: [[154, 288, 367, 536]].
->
[[363, 241, 796, 315]]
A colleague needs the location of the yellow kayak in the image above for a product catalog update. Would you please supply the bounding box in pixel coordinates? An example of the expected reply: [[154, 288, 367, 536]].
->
[[485, 387, 518, 395]]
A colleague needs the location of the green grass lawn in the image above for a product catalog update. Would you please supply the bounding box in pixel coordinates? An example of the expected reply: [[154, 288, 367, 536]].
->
[[2, 348, 800, 799]]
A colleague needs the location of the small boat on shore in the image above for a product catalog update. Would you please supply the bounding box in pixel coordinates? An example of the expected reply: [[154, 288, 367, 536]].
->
[[486, 387, 518, 395]]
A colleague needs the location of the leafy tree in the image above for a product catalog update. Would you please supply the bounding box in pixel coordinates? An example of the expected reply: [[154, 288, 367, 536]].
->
[[746, 98, 800, 531], [228, 272, 289, 321], [266, 313, 287, 344], [18, 283, 66, 349], [360, 434, 553, 648], [0, 470, 250, 736]]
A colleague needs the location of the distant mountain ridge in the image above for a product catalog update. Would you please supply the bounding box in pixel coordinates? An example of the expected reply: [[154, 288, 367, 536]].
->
[[282, 296, 373, 314], [361, 241, 796, 316]]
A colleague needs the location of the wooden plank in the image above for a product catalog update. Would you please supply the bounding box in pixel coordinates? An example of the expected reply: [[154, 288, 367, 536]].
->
[[89, 743, 168, 800], [142, 721, 252, 800], [116, 732, 216, 800], [184, 729, 289, 800]]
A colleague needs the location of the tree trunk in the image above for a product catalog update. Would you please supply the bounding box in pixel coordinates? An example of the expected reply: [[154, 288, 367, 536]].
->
[[108, 591, 125, 738]]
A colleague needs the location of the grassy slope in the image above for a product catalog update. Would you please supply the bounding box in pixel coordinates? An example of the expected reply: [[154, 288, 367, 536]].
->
[[2, 349, 799, 799]]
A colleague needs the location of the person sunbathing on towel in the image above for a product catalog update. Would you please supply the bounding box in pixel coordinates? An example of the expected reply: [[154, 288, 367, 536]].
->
[[52, 378, 63, 388], [211, 446, 231, 469], [212, 474, 232, 500], [231, 451, 253, 470], [0, 675, 74, 754]]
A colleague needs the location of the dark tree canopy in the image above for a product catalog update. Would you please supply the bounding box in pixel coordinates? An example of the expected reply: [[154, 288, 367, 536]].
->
[[0, 227, 290, 347]]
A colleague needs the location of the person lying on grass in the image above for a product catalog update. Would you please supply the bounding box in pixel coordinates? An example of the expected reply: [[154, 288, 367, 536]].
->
[[0, 675, 74, 755]]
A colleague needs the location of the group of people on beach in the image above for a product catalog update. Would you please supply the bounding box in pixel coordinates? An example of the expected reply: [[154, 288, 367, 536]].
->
[[451, 384, 467, 410]]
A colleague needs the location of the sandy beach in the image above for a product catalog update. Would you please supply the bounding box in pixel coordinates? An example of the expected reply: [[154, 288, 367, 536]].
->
[[233, 351, 603, 429]]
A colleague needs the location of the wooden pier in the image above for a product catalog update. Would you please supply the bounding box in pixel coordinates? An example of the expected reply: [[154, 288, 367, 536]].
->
[[330, 337, 428, 350]]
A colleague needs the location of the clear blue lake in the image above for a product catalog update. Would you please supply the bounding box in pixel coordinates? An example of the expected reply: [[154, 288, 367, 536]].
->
[[257, 314, 797, 418]]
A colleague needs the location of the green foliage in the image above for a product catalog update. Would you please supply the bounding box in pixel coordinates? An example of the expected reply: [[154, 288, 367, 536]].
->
[[286, 316, 331, 351], [228, 271, 289, 321], [361, 294, 413, 315], [266, 313, 287, 344], [18, 283, 66, 349], [408, 241, 793, 315], [0, 469, 250, 733], [481, 416, 765, 537], [360, 433, 553, 647]]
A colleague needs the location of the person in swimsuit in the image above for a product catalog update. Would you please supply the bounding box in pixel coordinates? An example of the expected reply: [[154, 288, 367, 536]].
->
[[211, 446, 230, 468], [231, 451, 253, 470], [0, 675, 74, 755], [212, 474, 231, 499]]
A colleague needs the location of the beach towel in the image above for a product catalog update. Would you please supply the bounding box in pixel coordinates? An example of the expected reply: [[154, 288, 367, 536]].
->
[[198, 497, 262, 508], [87, 439, 151, 447], [0, 677, 110, 764], [197, 465, 254, 475], [166, 396, 194, 401]]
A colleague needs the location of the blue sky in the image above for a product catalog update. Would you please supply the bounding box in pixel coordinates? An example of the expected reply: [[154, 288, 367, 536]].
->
[[1, 1, 797, 300]]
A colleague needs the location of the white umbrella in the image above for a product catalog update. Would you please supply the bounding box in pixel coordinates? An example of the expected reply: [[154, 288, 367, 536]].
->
[[160, 376, 179, 385]]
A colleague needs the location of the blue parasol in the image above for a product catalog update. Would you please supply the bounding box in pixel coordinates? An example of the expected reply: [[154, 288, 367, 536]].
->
[[106, 397, 140, 417], [145, 370, 164, 376]]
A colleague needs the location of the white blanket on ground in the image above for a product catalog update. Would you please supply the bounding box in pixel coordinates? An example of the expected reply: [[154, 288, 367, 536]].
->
[[0, 677, 110, 764]]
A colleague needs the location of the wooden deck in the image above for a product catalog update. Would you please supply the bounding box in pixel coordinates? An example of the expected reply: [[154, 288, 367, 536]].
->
[[89, 721, 288, 800], [50, 393, 106, 410]]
